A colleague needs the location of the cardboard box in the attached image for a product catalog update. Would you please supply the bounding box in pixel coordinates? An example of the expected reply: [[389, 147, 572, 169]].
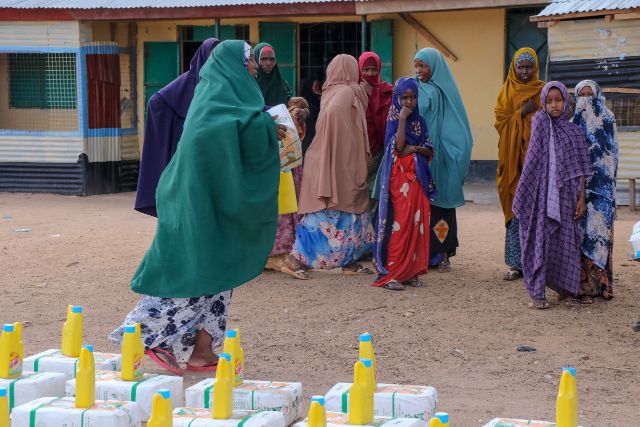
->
[[186, 379, 302, 426], [173, 408, 286, 427], [24, 349, 121, 380], [481, 418, 582, 427], [0, 371, 66, 411], [65, 370, 183, 421], [294, 411, 428, 427], [268, 104, 303, 171], [324, 383, 438, 421], [11, 396, 141, 427]]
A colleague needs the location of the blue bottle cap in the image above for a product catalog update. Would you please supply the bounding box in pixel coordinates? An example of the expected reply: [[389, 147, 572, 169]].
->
[[563, 367, 576, 377], [83, 345, 94, 353], [311, 396, 325, 406], [225, 330, 237, 339], [434, 412, 449, 424], [0, 387, 7, 397], [157, 389, 171, 399], [219, 353, 231, 362], [3, 324, 14, 333], [71, 306, 83, 314], [124, 325, 136, 334], [360, 359, 372, 368], [359, 333, 372, 342]]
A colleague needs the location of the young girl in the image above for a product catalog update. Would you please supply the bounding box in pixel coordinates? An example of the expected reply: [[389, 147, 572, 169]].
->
[[373, 77, 435, 291], [513, 81, 592, 309]]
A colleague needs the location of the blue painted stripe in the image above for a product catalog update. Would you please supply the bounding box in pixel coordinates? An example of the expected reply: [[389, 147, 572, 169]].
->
[[85, 128, 137, 138], [0, 46, 80, 54], [78, 51, 88, 135], [0, 130, 82, 137], [80, 45, 129, 55]]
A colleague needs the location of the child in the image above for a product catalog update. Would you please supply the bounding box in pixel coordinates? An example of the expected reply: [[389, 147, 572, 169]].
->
[[513, 81, 592, 309], [372, 77, 435, 291]]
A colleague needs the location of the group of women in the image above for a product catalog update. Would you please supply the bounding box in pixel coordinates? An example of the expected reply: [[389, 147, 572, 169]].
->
[[496, 48, 618, 309]]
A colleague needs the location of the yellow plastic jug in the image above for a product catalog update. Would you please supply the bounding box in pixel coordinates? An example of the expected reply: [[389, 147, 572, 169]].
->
[[0, 387, 8, 427], [278, 171, 298, 215], [212, 353, 234, 420], [556, 367, 578, 427], [307, 396, 327, 427], [0, 323, 23, 379], [222, 329, 244, 385], [147, 389, 173, 427], [429, 412, 450, 427], [121, 323, 145, 381], [61, 305, 83, 358], [348, 360, 374, 425], [359, 334, 376, 391], [75, 345, 96, 408]]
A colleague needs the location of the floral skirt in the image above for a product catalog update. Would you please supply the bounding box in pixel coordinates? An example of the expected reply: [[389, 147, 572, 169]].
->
[[292, 209, 375, 270], [109, 292, 231, 363], [505, 218, 522, 271]]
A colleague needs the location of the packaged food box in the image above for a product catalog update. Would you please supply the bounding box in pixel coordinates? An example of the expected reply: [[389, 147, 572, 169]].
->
[[324, 383, 438, 421], [11, 396, 141, 427], [294, 411, 428, 427], [23, 349, 121, 380], [0, 371, 66, 411], [173, 408, 286, 427], [65, 370, 183, 421], [268, 104, 303, 171], [482, 418, 582, 427], [186, 379, 302, 426]]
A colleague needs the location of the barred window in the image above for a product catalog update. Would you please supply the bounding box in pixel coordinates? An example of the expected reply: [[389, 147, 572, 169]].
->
[[9, 53, 76, 109], [605, 95, 640, 128]]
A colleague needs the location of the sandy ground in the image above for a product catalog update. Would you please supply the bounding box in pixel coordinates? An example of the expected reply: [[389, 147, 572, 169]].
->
[[1, 185, 639, 426]]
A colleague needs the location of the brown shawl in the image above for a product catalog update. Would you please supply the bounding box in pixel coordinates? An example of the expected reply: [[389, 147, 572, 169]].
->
[[298, 54, 371, 214]]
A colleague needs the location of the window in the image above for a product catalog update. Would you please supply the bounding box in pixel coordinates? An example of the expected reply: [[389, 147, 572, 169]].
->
[[180, 25, 250, 72], [605, 94, 640, 128], [9, 53, 77, 109]]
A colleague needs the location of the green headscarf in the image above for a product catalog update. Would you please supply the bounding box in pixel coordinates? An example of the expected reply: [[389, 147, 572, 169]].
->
[[130, 40, 280, 298], [255, 42, 292, 106], [414, 48, 473, 209]]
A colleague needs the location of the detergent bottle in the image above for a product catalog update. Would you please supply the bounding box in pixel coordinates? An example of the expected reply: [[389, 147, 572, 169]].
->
[[121, 324, 145, 381], [222, 329, 244, 385], [429, 412, 450, 427], [307, 396, 327, 427], [212, 353, 234, 419], [75, 345, 96, 408], [147, 389, 173, 427], [0, 323, 23, 379], [358, 334, 376, 388], [61, 305, 83, 358], [0, 387, 8, 427], [348, 360, 374, 425], [556, 367, 578, 427]]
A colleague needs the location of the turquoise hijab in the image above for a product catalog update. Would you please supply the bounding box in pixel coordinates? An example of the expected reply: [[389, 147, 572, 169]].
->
[[414, 48, 473, 209]]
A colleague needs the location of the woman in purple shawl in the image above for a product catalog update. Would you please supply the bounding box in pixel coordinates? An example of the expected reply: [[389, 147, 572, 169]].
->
[[513, 81, 592, 309], [135, 38, 220, 216]]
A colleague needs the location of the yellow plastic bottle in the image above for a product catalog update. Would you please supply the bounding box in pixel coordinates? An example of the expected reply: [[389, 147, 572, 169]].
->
[[0, 323, 23, 379], [212, 353, 234, 420], [75, 345, 96, 409], [307, 396, 327, 427], [147, 389, 173, 427], [61, 305, 83, 358], [0, 387, 9, 427], [429, 412, 450, 427], [358, 333, 376, 389], [278, 171, 298, 215], [121, 324, 145, 381], [348, 360, 374, 425], [556, 367, 578, 427], [222, 329, 244, 385]]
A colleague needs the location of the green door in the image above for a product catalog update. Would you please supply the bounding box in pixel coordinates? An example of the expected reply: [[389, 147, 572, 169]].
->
[[143, 42, 180, 108], [258, 22, 297, 95], [370, 20, 393, 84], [506, 8, 548, 80], [191, 25, 239, 41]]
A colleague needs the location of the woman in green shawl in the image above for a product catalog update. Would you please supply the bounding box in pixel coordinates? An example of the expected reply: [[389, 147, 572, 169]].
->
[[110, 40, 281, 375], [255, 42, 292, 106], [414, 48, 473, 272]]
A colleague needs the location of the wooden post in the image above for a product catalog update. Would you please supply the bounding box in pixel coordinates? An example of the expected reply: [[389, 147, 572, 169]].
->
[[629, 178, 636, 212], [361, 15, 367, 54], [215, 17, 221, 39], [399, 12, 457, 61]]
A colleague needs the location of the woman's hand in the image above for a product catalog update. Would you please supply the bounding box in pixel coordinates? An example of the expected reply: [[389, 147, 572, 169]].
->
[[399, 105, 413, 121], [276, 124, 287, 141], [360, 80, 373, 96], [520, 99, 536, 117], [574, 195, 586, 219], [415, 146, 433, 157]]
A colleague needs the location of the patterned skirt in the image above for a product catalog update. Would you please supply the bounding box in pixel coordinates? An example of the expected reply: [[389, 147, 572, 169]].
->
[[429, 206, 458, 265], [504, 218, 522, 270]]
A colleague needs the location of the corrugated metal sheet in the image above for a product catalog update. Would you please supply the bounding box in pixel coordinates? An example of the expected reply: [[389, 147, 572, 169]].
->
[[0, 159, 84, 194], [86, 134, 120, 163], [3, 0, 350, 8], [549, 56, 640, 88], [0, 135, 83, 163], [538, 0, 640, 17], [120, 134, 139, 161], [616, 131, 640, 206], [548, 19, 640, 61], [0, 22, 81, 47]]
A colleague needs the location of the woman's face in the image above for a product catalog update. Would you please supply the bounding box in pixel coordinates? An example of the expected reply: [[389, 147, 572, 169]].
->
[[400, 89, 417, 110], [247, 51, 258, 78], [361, 65, 379, 78], [259, 50, 276, 74], [545, 87, 565, 119], [578, 86, 595, 97], [515, 60, 534, 83], [414, 59, 431, 82]]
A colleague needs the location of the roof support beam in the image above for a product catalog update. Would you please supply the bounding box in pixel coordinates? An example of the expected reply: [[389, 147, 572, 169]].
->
[[398, 12, 458, 61]]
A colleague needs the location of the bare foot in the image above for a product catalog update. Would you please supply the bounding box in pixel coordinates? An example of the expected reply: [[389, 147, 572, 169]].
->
[[187, 352, 218, 368]]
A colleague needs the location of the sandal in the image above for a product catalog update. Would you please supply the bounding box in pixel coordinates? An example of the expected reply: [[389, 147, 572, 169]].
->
[[564, 296, 580, 307], [382, 280, 405, 291], [404, 277, 425, 288], [145, 348, 183, 376], [503, 268, 522, 281], [579, 296, 594, 305], [436, 261, 452, 273], [186, 361, 219, 372], [343, 263, 374, 275], [280, 265, 311, 280], [528, 299, 550, 310]]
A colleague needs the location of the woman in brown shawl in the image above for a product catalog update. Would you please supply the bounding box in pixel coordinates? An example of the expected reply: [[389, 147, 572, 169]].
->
[[285, 54, 375, 277]]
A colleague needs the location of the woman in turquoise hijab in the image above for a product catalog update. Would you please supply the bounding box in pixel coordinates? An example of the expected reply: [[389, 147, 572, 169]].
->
[[414, 48, 473, 272]]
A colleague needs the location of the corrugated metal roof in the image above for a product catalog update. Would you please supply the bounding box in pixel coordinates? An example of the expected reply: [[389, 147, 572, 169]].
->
[[537, 0, 640, 17], [4, 0, 352, 8]]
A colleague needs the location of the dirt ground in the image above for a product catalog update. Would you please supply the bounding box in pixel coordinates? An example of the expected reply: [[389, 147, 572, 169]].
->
[[1, 187, 639, 426]]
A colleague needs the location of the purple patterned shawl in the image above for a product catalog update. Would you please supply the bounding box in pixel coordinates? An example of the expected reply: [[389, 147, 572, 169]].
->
[[513, 81, 592, 300]]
